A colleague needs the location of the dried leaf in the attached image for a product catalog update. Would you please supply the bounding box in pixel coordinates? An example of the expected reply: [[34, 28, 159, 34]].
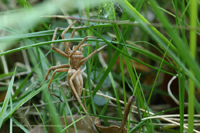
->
[[95, 96, 136, 133]]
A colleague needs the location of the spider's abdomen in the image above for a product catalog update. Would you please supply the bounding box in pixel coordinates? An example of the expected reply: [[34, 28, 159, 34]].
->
[[67, 69, 83, 97]]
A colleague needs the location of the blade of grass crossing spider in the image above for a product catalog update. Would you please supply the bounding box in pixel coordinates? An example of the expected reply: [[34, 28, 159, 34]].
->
[[0, 39, 176, 78], [78, 7, 96, 115], [33, 103, 47, 133], [0, 67, 16, 127], [2, 36, 177, 74], [86, 31, 96, 115], [12, 117, 29, 133], [59, 88, 78, 133]]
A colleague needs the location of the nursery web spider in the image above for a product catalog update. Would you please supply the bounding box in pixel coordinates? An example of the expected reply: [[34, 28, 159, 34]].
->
[[45, 20, 107, 124]]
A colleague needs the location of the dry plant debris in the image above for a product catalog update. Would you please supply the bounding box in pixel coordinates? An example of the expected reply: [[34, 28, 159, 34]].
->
[[95, 96, 136, 133], [30, 115, 96, 133]]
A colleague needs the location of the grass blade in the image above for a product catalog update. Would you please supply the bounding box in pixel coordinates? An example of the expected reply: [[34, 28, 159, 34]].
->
[[0, 67, 16, 127]]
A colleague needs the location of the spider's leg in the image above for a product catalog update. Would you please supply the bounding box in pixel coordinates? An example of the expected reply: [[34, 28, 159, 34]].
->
[[60, 20, 82, 52], [47, 68, 69, 101], [51, 28, 69, 58], [69, 68, 94, 124], [69, 36, 98, 57], [45, 64, 70, 80], [79, 44, 91, 51], [65, 26, 89, 53], [79, 44, 107, 65]]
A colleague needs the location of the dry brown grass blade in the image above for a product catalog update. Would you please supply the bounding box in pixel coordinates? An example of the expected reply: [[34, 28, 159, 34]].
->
[[94, 96, 136, 133]]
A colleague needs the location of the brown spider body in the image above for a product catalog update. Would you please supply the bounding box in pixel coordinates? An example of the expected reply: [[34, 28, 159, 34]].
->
[[45, 20, 107, 128], [68, 48, 84, 69], [67, 69, 83, 97], [67, 47, 84, 97]]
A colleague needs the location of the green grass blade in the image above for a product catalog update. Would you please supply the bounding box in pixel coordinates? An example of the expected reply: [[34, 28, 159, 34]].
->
[[12, 117, 29, 133], [117, 0, 200, 89], [59, 88, 78, 132], [62, 115, 86, 132], [188, 0, 198, 132], [33, 103, 47, 133], [43, 88, 62, 133], [0, 67, 16, 127]]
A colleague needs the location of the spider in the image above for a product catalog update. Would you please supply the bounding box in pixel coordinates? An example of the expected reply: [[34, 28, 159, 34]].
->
[[45, 20, 107, 125]]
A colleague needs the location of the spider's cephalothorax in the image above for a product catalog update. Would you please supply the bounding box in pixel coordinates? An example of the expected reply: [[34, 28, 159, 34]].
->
[[68, 46, 84, 70], [45, 20, 107, 126]]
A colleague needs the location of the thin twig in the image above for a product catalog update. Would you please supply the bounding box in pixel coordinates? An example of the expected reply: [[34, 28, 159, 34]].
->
[[41, 15, 200, 31]]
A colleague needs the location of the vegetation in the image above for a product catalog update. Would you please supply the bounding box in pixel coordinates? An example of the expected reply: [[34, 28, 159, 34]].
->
[[0, 0, 200, 132]]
